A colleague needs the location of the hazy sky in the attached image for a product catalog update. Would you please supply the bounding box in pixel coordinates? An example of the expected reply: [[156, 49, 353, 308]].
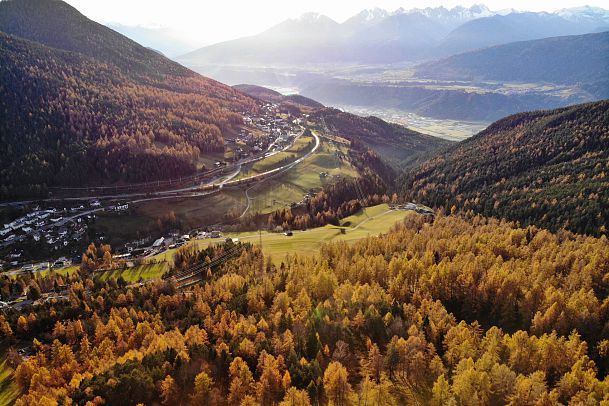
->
[[66, 0, 609, 47]]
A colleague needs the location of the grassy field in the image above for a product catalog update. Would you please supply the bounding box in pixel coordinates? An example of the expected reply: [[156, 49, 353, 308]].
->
[[36, 265, 79, 278], [238, 135, 315, 178], [189, 204, 412, 262], [0, 361, 19, 406], [245, 137, 358, 214], [95, 262, 168, 283], [286, 135, 315, 153], [15, 262, 167, 283], [12, 205, 411, 285]]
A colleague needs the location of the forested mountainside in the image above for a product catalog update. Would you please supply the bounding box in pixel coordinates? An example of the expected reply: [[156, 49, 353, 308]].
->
[[0, 0, 256, 198], [312, 108, 453, 168], [417, 31, 609, 97], [4, 213, 609, 404], [400, 100, 609, 235]]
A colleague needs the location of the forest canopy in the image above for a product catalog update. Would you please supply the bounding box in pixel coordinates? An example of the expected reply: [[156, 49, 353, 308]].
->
[[4, 213, 609, 405]]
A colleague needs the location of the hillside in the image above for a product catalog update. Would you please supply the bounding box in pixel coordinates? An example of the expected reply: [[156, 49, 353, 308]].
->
[[176, 6, 490, 66], [0, 0, 256, 198], [7, 213, 609, 404], [232, 85, 450, 167], [417, 31, 609, 96], [233, 84, 324, 108], [0, 0, 188, 77], [312, 108, 453, 167], [400, 100, 609, 235], [179, 13, 346, 66]]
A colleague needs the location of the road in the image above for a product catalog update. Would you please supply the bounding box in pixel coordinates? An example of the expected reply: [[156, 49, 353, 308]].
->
[[237, 131, 320, 218], [0, 132, 319, 249], [0, 128, 305, 207]]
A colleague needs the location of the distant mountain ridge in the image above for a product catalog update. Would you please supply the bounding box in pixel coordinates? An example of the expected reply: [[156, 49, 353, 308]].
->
[[178, 5, 609, 66], [401, 4, 494, 30], [416, 31, 609, 98], [436, 11, 594, 55]]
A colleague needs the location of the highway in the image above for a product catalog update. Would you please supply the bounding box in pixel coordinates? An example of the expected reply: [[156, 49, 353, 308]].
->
[[0, 128, 307, 207]]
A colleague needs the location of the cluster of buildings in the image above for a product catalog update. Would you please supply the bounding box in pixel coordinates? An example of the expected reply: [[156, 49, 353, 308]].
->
[[393, 203, 435, 215], [1, 207, 58, 243], [113, 229, 223, 263], [1, 202, 102, 269], [233, 104, 302, 160]]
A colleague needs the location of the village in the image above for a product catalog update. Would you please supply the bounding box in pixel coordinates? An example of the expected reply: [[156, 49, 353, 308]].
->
[[0, 224, 229, 312], [227, 102, 303, 163], [0, 102, 304, 266], [0, 200, 135, 270]]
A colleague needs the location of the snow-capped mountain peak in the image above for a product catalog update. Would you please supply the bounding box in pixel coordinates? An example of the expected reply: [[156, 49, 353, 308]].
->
[[556, 5, 609, 23], [343, 8, 390, 27], [388, 4, 495, 27]]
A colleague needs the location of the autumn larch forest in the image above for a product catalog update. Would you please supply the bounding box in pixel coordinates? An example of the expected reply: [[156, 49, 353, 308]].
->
[[2, 0, 609, 405]]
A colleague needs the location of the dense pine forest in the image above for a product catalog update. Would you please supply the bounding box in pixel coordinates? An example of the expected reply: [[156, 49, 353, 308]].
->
[[3, 213, 609, 405], [400, 100, 609, 236], [0, 0, 256, 198]]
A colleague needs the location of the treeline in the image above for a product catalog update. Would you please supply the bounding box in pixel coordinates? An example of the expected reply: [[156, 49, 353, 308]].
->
[[266, 175, 393, 231], [4, 213, 609, 404], [400, 100, 609, 236], [265, 146, 395, 231], [0, 31, 256, 198]]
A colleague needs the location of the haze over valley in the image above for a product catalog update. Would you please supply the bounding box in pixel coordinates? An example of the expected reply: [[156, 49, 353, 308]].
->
[[171, 4, 609, 132]]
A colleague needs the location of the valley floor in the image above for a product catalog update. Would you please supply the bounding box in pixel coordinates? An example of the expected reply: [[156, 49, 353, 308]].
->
[[333, 104, 489, 141], [35, 203, 415, 284]]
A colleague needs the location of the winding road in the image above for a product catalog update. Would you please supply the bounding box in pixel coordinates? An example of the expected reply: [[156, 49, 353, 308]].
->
[[238, 131, 320, 218], [0, 128, 310, 207]]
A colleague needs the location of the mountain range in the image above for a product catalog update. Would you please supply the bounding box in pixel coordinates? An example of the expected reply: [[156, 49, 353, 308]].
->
[[178, 5, 609, 66], [0, 0, 453, 199]]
